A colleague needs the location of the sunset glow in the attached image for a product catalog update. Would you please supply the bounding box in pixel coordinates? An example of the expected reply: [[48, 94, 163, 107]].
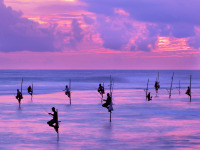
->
[[1, 0, 200, 69]]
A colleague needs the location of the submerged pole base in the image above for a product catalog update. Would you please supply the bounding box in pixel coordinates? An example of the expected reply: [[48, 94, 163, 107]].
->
[[110, 111, 112, 122], [57, 132, 59, 141]]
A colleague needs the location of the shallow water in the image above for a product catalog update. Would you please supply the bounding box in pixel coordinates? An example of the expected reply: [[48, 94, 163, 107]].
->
[[0, 88, 200, 150]]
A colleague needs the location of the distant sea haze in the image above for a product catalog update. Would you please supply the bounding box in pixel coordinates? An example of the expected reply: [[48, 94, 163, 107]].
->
[[0, 70, 198, 95]]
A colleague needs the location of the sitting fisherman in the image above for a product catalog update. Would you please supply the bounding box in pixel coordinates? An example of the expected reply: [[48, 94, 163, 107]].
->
[[65, 85, 70, 98], [27, 86, 32, 95], [98, 84, 105, 97], [16, 89, 23, 104], [154, 81, 160, 93], [147, 92, 152, 101], [47, 107, 58, 132], [185, 86, 191, 97], [102, 93, 111, 109]]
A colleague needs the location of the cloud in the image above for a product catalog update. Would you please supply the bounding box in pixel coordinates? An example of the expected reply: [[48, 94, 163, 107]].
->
[[188, 34, 200, 50], [82, 14, 94, 25], [67, 19, 84, 49], [134, 37, 157, 51], [71, 19, 84, 42], [171, 23, 195, 38], [83, 0, 200, 25], [95, 16, 131, 50], [0, 0, 63, 52], [82, 0, 200, 50]]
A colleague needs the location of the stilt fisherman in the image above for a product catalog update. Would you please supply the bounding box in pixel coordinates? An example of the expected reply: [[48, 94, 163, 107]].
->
[[98, 83, 105, 98], [27, 85, 33, 95], [16, 89, 23, 106]]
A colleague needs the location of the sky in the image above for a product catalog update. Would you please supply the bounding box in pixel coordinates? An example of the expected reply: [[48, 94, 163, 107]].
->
[[0, 0, 200, 69]]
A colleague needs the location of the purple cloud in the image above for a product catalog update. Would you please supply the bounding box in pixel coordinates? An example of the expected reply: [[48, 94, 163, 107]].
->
[[82, 0, 200, 50], [0, 0, 63, 52], [82, 14, 94, 25], [68, 19, 84, 49], [83, 0, 200, 25], [95, 17, 131, 50]]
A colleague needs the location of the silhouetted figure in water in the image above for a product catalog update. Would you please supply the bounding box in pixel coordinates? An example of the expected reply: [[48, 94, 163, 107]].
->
[[102, 93, 111, 109], [154, 81, 160, 93], [16, 89, 23, 105], [27, 86, 32, 95], [65, 85, 70, 98], [47, 107, 59, 133], [185, 86, 191, 97], [147, 92, 152, 101], [98, 84, 105, 98]]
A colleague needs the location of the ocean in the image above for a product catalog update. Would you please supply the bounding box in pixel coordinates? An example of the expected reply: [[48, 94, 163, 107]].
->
[[0, 70, 199, 95], [0, 70, 200, 150]]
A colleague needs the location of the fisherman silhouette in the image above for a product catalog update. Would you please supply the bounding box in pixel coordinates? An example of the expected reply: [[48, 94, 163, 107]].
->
[[102, 93, 111, 109], [185, 86, 191, 97], [154, 81, 160, 93], [98, 84, 105, 98], [47, 107, 59, 133], [27, 86, 32, 95], [65, 85, 70, 98], [16, 89, 23, 104], [147, 92, 152, 101]]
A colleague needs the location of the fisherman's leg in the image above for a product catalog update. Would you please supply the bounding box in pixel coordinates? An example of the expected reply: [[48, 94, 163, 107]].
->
[[47, 119, 55, 127], [54, 123, 59, 133], [68, 92, 70, 98], [102, 103, 109, 108], [102, 103, 107, 107]]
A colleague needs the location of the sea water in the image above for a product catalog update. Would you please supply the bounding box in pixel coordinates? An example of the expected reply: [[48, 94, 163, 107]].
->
[[0, 70, 200, 150], [0, 70, 199, 95]]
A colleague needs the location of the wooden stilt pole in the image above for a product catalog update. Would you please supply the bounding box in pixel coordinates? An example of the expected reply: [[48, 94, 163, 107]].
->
[[110, 75, 112, 96], [21, 78, 23, 94], [190, 75, 192, 102], [56, 109, 59, 141], [169, 72, 174, 98], [69, 79, 71, 105], [57, 131, 59, 141], [110, 111, 111, 122], [109, 75, 113, 122], [31, 83, 33, 101], [146, 79, 149, 100]]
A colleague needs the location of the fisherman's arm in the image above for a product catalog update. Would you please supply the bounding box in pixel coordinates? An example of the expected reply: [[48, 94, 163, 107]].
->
[[48, 113, 53, 116]]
